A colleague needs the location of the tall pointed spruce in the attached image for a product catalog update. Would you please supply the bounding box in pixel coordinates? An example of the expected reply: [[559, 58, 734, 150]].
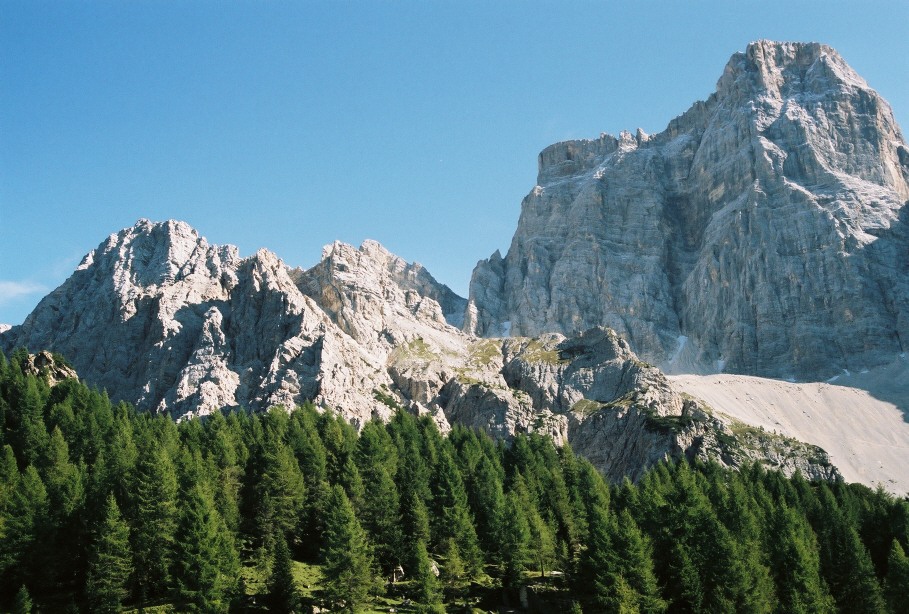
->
[[885, 539, 909, 613], [268, 530, 301, 614], [411, 538, 444, 613], [321, 484, 380, 612], [13, 585, 32, 614], [499, 491, 530, 588], [130, 440, 178, 601], [86, 494, 132, 613], [171, 483, 238, 613]]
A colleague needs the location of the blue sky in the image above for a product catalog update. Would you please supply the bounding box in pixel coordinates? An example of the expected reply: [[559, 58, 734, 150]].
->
[[2, 1, 907, 325]]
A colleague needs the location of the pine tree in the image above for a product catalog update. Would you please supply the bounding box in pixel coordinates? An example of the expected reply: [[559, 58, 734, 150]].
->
[[13, 585, 32, 614], [358, 463, 401, 572], [431, 446, 483, 577], [411, 538, 443, 613], [400, 488, 431, 571], [471, 454, 506, 557], [814, 486, 885, 612], [527, 506, 556, 578], [0, 466, 48, 590], [86, 494, 132, 613], [440, 537, 468, 606], [256, 437, 307, 544], [288, 404, 330, 558], [769, 503, 835, 613], [36, 426, 85, 596], [129, 440, 178, 602], [321, 485, 380, 612], [171, 483, 237, 613], [599, 510, 666, 614], [885, 539, 909, 614], [268, 531, 300, 614], [10, 374, 48, 467], [499, 491, 530, 588]]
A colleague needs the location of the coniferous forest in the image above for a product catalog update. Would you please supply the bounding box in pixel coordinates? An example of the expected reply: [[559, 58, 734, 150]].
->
[[0, 348, 907, 613]]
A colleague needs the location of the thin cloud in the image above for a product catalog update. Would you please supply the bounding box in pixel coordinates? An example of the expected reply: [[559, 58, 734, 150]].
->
[[0, 280, 48, 305]]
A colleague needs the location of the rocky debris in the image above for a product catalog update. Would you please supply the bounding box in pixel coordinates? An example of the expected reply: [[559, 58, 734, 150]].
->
[[466, 40, 909, 381], [19, 351, 79, 386]]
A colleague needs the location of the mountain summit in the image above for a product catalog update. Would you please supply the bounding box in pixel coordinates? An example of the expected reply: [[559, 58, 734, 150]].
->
[[2, 42, 908, 488], [466, 40, 909, 380]]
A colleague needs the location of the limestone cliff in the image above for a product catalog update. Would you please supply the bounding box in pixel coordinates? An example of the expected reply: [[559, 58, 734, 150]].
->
[[467, 40, 909, 380], [0, 219, 838, 482]]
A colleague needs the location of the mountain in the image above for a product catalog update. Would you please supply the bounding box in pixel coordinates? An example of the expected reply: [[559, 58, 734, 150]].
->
[[0, 218, 842, 483], [4, 40, 908, 487], [466, 40, 909, 381]]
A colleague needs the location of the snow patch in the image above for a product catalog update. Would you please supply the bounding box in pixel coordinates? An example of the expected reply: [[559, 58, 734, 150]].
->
[[501, 321, 512, 337], [716, 358, 727, 372]]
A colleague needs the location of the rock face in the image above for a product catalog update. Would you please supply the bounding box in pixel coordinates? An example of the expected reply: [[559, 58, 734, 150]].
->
[[1, 220, 396, 425], [19, 351, 79, 387], [0, 218, 838, 482], [467, 40, 909, 380], [8, 40, 897, 483]]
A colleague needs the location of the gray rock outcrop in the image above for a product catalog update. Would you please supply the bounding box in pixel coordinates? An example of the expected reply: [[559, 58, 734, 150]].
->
[[19, 351, 79, 386], [467, 40, 909, 380], [0, 218, 838, 481], [1, 220, 397, 425]]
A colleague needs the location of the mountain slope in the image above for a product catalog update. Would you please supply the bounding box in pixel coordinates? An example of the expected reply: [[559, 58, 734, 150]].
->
[[466, 40, 909, 381], [0, 219, 841, 482], [670, 360, 909, 493]]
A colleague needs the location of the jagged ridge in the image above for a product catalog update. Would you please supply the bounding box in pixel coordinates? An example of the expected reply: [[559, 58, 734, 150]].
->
[[0, 217, 840, 482]]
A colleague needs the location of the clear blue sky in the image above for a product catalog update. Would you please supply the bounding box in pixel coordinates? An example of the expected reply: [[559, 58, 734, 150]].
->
[[2, 1, 907, 325]]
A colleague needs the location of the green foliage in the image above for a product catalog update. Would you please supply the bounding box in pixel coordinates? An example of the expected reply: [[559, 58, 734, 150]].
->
[[499, 491, 530, 587], [12, 585, 32, 614], [0, 352, 903, 612], [770, 502, 835, 612], [321, 485, 380, 612], [171, 483, 237, 613], [129, 439, 178, 602], [86, 495, 132, 613], [885, 539, 909, 613], [410, 538, 443, 611], [267, 532, 300, 613]]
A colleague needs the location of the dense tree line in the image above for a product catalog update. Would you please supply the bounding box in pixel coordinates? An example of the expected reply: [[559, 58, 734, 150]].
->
[[0, 348, 907, 612]]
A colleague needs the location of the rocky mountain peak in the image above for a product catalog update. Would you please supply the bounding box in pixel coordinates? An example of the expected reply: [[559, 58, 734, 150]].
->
[[298, 238, 467, 342], [717, 40, 868, 101], [467, 41, 909, 381]]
